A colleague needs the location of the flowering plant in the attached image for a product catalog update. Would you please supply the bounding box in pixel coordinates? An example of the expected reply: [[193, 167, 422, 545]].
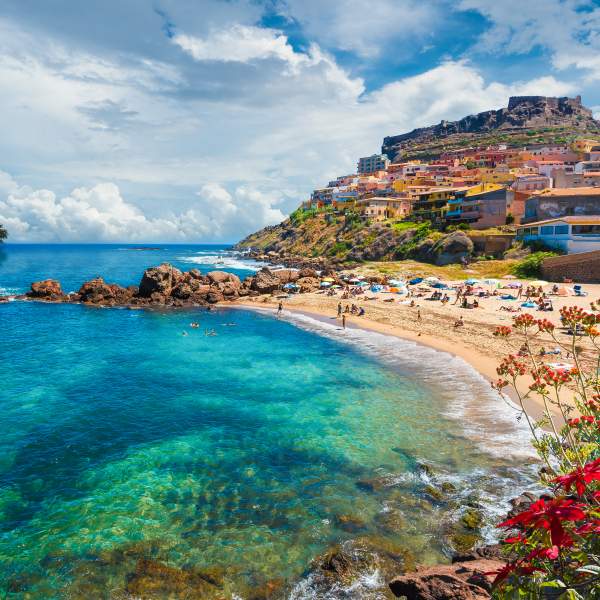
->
[[491, 305, 600, 599]]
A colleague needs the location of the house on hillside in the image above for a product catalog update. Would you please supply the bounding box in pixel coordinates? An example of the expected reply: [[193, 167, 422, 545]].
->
[[516, 216, 600, 254], [523, 187, 600, 222], [356, 196, 412, 220]]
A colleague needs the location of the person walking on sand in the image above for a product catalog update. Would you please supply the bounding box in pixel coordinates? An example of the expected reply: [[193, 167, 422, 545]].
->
[[454, 288, 462, 305], [342, 314, 346, 329], [417, 309, 421, 321], [277, 301, 283, 316], [337, 302, 342, 318]]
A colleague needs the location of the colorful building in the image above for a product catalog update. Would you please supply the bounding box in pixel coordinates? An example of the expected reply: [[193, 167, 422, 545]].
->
[[517, 216, 600, 254]]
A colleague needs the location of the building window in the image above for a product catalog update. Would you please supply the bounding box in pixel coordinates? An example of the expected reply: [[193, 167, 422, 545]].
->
[[554, 225, 568, 235], [572, 225, 600, 235], [540, 226, 554, 235]]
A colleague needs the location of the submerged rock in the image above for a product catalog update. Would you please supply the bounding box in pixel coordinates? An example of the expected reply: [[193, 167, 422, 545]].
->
[[388, 558, 503, 599], [125, 558, 225, 599]]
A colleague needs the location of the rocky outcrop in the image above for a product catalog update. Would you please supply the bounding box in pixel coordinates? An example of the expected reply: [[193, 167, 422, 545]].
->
[[250, 268, 282, 294], [383, 95, 600, 160], [23, 262, 308, 310], [138, 263, 183, 298], [388, 558, 504, 599], [27, 279, 64, 299], [433, 231, 474, 266]]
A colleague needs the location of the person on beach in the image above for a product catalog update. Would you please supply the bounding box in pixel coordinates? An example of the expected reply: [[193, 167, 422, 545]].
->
[[337, 302, 342, 317], [454, 288, 462, 305], [358, 307, 365, 316], [417, 309, 421, 321], [344, 304, 350, 314], [277, 301, 283, 316], [454, 316, 464, 328], [342, 314, 346, 329]]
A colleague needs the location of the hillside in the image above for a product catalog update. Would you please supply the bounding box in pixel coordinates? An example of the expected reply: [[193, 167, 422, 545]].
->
[[237, 210, 482, 267], [382, 95, 600, 161]]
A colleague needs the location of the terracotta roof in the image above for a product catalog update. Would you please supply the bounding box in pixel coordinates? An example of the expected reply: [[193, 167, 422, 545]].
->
[[534, 187, 600, 196]]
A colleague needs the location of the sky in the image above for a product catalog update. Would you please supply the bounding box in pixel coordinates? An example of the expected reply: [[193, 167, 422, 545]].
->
[[0, 0, 599, 243]]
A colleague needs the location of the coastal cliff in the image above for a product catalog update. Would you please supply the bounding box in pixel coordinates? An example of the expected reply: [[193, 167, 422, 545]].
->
[[382, 95, 600, 161]]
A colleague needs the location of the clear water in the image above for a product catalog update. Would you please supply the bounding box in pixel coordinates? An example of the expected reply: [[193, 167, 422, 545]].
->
[[0, 245, 535, 599]]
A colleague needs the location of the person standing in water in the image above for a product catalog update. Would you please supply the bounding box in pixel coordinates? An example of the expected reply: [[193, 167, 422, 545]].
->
[[337, 302, 342, 318], [342, 314, 346, 329], [277, 301, 283, 316]]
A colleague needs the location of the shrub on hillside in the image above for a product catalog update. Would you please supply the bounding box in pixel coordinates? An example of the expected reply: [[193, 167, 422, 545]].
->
[[511, 251, 558, 278]]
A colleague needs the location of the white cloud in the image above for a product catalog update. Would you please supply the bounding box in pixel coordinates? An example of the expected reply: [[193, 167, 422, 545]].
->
[[458, 0, 600, 80], [173, 25, 303, 66], [0, 175, 285, 242], [280, 0, 439, 58]]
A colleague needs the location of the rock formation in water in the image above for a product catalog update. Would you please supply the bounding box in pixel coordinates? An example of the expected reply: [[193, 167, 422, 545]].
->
[[19, 263, 324, 308]]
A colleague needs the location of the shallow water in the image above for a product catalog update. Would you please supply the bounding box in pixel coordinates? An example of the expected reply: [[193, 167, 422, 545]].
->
[[0, 245, 536, 598]]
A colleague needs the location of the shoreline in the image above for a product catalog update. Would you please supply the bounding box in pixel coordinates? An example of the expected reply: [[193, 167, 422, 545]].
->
[[232, 296, 553, 423]]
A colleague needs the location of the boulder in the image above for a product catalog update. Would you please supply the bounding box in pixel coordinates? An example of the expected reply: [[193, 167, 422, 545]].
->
[[271, 268, 299, 284], [207, 271, 241, 286], [138, 263, 183, 297], [298, 267, 318, 279], [433, 232, 474, 266], [388, 559, 504, 599], [206, 290, 224, 304], [78, 278, 117, 303], [296, 277, 320, 292], [171, 283, 193, 300], [250, 268, 281, 294], [28, 279, 63, 298]]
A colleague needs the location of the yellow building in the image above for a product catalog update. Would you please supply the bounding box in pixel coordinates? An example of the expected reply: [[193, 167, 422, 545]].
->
[[357, 196, 412, 220], [477, 168, 517, 184], [572, 138, 599, 154]]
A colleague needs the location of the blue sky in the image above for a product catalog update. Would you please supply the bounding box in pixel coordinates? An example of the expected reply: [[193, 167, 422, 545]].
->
[[0, 0, 599, 242]]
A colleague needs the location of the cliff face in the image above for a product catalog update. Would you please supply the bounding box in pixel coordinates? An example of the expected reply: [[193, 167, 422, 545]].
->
[[382, 96, 600, 161]]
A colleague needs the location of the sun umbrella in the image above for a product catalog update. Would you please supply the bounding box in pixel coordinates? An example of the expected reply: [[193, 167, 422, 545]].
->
[[320, 281, 332, 287], [503, 274, 517, 279], [408, 277, 423, 285], [388, 278, 404, 286], [322, 277, 335, 282], [357, 281, 369, 287], [331, 284, 342, 289], [349, 278, 361, 283], [465, 278, 480, 285], [282, 283, 298, 289], [530, 280, 549, 287]]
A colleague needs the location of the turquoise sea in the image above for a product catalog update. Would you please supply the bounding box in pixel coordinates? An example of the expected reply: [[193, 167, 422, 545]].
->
[[0, 245, 536, 599]]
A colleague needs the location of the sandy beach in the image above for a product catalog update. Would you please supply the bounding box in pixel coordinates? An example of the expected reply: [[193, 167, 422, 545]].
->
[[235, 281, 600, 422]]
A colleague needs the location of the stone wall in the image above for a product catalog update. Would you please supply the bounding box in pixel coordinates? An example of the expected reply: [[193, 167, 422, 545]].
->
[[541, 250, 600, 283]]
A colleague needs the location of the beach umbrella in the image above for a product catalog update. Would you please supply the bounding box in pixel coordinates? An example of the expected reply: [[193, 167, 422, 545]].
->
[[349, 277, 361, 283], [320, 281, 332, 287], [331, 284, 342, 289], [282, 283, 298, 289], [322, 277, 335, 282], [530, 280, 549, 287], [465, 278, 480, 285], [424, 276, 440, 284], [357, 281, 369, 287], [408, 277, 423, 285], [503, 274, 517, 279], [388, 278, 404, 286]]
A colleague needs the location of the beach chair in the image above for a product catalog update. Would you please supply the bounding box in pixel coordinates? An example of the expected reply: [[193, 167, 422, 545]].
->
[[573, 285, 587, 297]]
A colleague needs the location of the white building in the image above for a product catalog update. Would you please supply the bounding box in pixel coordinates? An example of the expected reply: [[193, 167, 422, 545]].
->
[[516, 216, 600, 254]]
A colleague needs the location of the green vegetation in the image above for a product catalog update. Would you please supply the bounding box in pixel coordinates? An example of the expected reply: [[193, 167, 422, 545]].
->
[[394, 222, 432, 259], [289, 207, 317, 225], [328, 241, 351, 257], [511, 251, 559, 278], [391, 221, 418, 233], [0, 224, 6, 242]]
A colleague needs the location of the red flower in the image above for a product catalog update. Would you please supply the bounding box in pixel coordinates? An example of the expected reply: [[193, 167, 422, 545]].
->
[[574, 519, 600, 535], [487, 562, 517, 586], [552, 458, 600, 496], [499, 498, 586, 546]]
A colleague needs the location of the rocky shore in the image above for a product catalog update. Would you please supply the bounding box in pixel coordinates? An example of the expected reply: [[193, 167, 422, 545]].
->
[[16, 262, 332, 308]]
